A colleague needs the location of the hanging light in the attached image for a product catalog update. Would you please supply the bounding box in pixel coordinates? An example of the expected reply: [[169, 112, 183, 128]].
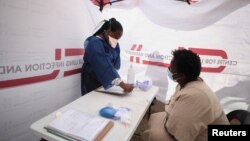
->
[[176, 0, 201, 5], [90, 0, 124, 11]]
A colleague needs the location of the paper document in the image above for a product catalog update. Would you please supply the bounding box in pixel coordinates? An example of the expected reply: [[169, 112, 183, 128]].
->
[[45, 109, 113, 141], [96, 86, 128, 95]]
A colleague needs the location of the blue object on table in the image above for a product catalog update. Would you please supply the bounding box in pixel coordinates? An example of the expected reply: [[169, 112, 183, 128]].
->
[[99, 106, 118, 120]]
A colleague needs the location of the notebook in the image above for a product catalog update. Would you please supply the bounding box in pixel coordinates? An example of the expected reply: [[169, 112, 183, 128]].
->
[[96, 86, 129, 95], [44, 109, 113, 141]]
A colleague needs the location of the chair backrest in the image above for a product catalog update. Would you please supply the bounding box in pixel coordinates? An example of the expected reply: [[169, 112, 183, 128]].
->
[[227, 109, 250, 125]]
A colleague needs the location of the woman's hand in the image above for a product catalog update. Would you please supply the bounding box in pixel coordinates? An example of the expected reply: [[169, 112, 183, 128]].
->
[[119, 81, 134, 92]]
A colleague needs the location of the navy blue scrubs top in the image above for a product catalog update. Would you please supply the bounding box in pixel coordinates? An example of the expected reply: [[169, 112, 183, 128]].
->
[[81, 36, 121, 94]]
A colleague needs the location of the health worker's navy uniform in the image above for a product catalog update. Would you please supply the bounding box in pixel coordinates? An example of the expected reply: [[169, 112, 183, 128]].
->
[[81, 36, 120, 95]]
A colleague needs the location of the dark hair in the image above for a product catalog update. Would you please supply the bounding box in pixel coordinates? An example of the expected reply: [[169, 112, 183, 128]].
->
[[93, 18, 123, 36], [172, 49, 201, 81]]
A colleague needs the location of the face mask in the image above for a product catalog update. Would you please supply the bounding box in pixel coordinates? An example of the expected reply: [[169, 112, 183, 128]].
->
[[167, 68, 175, 81], [108, 36, 118, 48]]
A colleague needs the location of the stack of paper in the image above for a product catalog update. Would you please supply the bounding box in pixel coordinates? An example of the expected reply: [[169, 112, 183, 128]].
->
[[44, 109, 113, 141], [96, 86, 128, 95]]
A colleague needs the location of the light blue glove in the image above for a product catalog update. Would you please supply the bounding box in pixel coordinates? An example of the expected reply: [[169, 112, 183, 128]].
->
[[135, 80, 152, 91]]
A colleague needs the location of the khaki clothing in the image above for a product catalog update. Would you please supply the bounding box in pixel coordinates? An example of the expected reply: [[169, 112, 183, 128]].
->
[[142, 79, 229, 141]]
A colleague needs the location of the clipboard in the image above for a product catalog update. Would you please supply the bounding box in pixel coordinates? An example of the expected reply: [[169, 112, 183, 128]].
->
[[45, 121, 114, 141], [44, 109, 114, 141], [96, 86, 129, 95], [95, 121, 114, 141]]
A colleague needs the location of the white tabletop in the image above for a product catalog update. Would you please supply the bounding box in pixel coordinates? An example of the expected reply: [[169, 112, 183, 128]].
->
[[30, 86, 159, 141]]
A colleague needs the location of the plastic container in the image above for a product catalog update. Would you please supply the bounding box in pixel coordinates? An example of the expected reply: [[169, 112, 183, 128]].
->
[[127, 64, 135, 84]]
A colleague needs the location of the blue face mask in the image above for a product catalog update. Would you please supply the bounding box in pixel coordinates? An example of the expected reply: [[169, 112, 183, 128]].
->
[[167, 68, 175, 81]]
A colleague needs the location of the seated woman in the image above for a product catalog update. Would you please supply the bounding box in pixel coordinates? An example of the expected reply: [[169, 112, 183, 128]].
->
[[141, 49, 229, 141]]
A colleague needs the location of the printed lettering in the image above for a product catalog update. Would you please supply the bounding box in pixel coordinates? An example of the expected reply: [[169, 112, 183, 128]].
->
[[212, 129, 218, 136]]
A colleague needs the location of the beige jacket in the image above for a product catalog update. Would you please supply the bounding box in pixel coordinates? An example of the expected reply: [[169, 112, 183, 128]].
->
[[142, 79, 229, 141]]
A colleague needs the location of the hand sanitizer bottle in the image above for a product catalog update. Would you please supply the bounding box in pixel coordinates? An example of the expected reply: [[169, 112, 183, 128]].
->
[[127, 64, 135, 84]]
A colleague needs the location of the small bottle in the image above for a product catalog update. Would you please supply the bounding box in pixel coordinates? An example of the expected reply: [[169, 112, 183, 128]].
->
[[127, 64, 135, 84]]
